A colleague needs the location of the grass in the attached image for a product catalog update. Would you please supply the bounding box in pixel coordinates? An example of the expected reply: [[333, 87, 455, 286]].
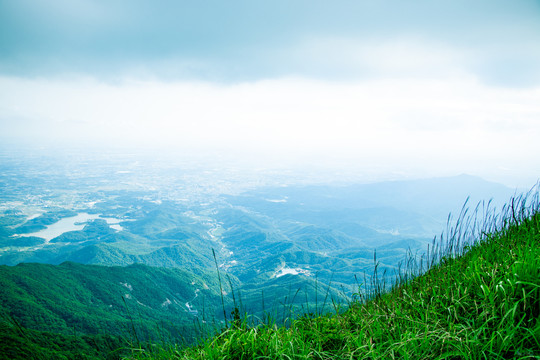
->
[[125, 186, 540, 359]]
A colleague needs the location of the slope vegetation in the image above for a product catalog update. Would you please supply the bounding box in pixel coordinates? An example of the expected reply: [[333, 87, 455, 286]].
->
[[0, 262, 225, 359]]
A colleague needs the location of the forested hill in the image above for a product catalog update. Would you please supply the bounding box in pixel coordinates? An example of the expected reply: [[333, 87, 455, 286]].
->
[[0, 262, 225, 359]]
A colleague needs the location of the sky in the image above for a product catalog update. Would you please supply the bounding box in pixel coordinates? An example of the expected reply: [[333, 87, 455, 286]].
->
[[1, 0, 540, 187]]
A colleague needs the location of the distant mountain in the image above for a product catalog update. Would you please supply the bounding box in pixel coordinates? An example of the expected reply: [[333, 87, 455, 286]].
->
[[225, 174, 515, 238]]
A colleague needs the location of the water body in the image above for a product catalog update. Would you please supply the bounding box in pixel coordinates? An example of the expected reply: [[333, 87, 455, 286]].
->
[[19, 213, 125, 241]]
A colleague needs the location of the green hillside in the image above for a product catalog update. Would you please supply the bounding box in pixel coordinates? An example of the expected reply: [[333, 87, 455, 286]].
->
[[0, 262, 226, 359], [129, 192, 540, 359], [0, 259, 343, 359]]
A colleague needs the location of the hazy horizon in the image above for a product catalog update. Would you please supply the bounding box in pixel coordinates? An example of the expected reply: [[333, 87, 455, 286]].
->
[[1, 1, 540, 189]]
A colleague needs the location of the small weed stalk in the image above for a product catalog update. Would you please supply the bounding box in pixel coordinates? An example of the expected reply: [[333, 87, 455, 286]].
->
[[212, 248, 228, 329]]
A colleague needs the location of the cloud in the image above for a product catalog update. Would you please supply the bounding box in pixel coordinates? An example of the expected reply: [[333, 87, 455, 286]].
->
[[1, 1, 539, 188], [1, 1, 540, 85], [1, 75, 539, 165]]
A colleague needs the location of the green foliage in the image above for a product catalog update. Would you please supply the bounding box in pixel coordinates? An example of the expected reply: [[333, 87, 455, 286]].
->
[[130, 189, 540, 359], [0, 319, 125, 360], [0, 212, 26, 227], [0, 236, 44, 247], [0, 262, 227, 358]]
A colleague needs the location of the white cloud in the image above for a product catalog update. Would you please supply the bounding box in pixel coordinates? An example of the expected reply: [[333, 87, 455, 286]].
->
[[1, 73, 539, 186]]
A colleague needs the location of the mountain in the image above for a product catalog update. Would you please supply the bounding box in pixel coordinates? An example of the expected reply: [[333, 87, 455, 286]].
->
[[0, 175, 517, 304], [134, 190, 540, 359], [0, 261, 225, 359], [0, 260, 346, 359], [225, 174, 515, 237], [0, 173, 522, 358]]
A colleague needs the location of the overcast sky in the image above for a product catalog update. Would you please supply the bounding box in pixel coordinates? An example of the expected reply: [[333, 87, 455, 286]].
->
[[1, 0, 540, 187]]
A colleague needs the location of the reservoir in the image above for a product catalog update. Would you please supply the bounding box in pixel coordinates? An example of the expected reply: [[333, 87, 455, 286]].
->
[[19, 213, 126, 241]]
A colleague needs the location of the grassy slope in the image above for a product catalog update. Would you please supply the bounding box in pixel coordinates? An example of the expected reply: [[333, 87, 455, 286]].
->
[[129, 193, 540, 359]]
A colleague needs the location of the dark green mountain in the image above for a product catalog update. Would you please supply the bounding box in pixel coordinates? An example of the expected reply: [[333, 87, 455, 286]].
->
[[0, 262, 225, 359]]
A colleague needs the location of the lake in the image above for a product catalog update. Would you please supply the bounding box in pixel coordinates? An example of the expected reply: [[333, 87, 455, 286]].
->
[[19, 213, 126, 242]]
